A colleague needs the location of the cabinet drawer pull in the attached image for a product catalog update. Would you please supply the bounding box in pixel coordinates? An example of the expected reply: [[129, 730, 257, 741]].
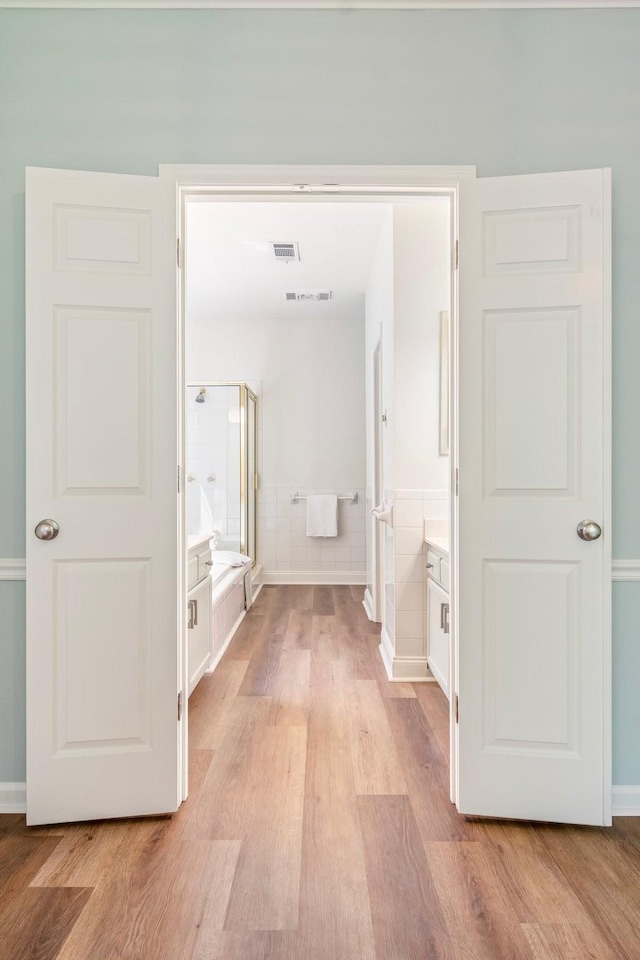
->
[[188, 598, 199, 629]]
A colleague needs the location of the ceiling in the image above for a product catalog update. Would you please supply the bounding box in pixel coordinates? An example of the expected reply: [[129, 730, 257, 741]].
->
[[185, 201, 389, 325]]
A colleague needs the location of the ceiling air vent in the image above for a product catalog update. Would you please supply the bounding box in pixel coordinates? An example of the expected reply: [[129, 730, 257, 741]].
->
[[272, 242, 300, 261], [285, 291, 332, 302]]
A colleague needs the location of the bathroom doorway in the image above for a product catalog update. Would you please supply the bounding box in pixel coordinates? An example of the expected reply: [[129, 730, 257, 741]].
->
[[180, 190, 456, 805], [24, 164, 611, 827]]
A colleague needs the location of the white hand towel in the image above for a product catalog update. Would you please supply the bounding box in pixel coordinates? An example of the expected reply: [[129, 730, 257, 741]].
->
[[306, 494, 338, 538], [212, 550, 252, 567]]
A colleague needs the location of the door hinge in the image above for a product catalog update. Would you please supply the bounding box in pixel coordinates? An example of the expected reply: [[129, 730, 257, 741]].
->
[[177, 237, 181, 269], [455, 694, 459, 724], [455, 468, 459, 496], [454, 239, 459, 270], [178, 691, 184, 722]]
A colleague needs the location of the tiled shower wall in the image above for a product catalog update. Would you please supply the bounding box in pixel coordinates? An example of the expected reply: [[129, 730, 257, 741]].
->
[[258, 486, 366, 574]]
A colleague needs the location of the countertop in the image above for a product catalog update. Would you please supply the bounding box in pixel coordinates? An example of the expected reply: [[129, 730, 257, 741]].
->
[[187, 532, 214, 553], [424, 535, 449, 556]]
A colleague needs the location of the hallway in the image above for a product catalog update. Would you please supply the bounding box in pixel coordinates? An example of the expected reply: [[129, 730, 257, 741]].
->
[[1, 585, 640, 959]]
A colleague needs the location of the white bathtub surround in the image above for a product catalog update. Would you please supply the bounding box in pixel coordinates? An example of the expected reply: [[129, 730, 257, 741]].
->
[[208, 565, 252, 674], [258, 486, 366, 582]]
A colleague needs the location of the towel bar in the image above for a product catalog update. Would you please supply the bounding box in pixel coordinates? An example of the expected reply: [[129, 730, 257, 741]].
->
[[291, 491, 358, 505]]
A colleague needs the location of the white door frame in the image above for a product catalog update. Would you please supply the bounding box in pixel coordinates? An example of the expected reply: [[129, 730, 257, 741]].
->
[[164, 163, 611, 823], [372, 335, 383, 623], [162, 163, 470, 802]]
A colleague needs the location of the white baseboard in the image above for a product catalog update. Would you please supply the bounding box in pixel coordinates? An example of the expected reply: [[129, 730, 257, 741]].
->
[[362, 587, 375, 621], [379, 629, 435, 682], [612, 785, 640, 816], [0, 782, 26, 814], [379, 627, 395, 676], [261, 569, 366, 585]]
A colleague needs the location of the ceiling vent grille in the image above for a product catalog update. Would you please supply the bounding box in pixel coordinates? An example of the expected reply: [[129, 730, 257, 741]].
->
[[286, 291, 332, 302], [272, 242, 299, 261]]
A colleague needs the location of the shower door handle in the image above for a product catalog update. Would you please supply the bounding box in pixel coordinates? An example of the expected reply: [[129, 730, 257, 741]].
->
[[371, 502, 393, 527]]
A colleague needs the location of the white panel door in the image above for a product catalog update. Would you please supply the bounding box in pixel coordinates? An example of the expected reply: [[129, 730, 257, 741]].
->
[[26, 167, 180, 825], [457, 169, 611, 825]]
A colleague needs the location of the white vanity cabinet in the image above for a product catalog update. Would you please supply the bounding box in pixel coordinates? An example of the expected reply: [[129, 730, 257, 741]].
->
[[425, 537, 450, 700], [187, 535, 213, 695]]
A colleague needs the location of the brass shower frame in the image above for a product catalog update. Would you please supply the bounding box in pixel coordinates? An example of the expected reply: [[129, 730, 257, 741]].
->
[[188, 381, 258, 566]]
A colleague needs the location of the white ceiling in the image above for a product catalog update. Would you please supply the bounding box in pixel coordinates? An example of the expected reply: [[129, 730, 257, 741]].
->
[[186, 201, 389, 324]]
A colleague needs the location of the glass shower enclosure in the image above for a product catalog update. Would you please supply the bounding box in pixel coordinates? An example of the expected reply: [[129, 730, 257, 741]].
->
[[187, 382, 258, 563]]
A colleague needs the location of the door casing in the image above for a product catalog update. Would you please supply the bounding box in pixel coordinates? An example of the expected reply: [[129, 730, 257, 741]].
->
[[167, 163, 468, 803], [166, 163, 610, 826]]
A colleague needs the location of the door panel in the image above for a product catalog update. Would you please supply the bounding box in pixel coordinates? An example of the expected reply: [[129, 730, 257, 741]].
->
[[458, 169, 611, 825], [26, 167, 179, 825]]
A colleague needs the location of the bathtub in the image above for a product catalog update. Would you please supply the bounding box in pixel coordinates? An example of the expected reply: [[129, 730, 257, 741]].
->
[[207, 561, 260, 673]]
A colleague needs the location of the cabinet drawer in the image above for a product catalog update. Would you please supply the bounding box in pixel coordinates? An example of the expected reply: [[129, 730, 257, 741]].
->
[[197, 548, 212, 583], [187, 555, 199, 590], [440, 558, 450, 592], [426, 550, 441, 582]]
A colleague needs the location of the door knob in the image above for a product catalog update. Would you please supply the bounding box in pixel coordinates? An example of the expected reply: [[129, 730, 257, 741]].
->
[[577, 520, 602, 541], [34, 519, 59, 541]]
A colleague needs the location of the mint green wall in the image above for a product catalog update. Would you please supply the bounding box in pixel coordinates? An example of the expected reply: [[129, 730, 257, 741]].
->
[[1, 9, 638, 784]]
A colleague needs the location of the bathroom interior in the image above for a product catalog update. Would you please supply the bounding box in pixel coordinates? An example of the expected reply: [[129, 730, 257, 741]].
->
[[184, 197, 453, 708]]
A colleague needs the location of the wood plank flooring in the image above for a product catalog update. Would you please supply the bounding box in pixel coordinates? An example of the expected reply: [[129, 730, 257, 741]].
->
[[2, 584, 640, 959]]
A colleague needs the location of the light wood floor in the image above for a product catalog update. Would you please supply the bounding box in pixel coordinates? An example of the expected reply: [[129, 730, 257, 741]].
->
[[2, 584, 640, 959]]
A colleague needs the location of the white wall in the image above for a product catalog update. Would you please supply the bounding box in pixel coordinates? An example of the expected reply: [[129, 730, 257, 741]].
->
[[393, 200, 451, 494], [392, 201, 451, 674], [188, 314, 367, 577], [364, 200, 452, 676], [189, 316, 365, 487], [365, 208, 395, 632]]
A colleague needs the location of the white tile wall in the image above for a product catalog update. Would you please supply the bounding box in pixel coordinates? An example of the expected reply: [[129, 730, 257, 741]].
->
[[258, 486, 366, 573]]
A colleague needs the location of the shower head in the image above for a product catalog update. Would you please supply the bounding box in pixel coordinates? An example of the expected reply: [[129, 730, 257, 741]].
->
[[195, 387, 206, 404]]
